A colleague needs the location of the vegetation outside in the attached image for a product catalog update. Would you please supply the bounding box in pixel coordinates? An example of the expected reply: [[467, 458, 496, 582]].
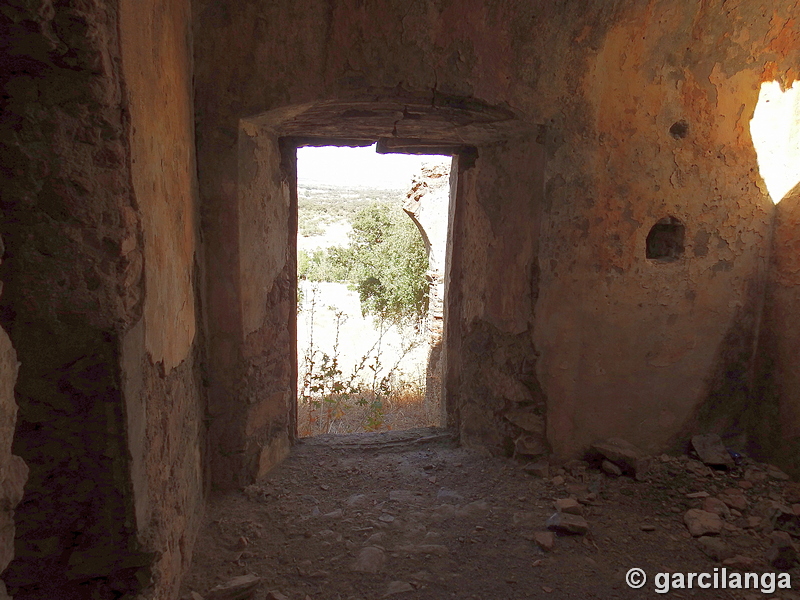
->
[[297, 192, 435, 436]]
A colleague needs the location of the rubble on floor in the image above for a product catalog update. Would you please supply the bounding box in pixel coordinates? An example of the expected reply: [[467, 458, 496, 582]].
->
[[181, 429, 800, 600]]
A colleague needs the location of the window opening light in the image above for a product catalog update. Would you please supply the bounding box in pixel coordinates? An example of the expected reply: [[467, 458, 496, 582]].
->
[[750, 80, 800, 204]]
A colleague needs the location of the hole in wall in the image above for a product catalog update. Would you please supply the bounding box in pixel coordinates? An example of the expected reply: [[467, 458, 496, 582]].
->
[[646, 216, 685, 262], [295, 143, 452, 437], [750, 79, 800, 204], [669, 120, 689, 139]]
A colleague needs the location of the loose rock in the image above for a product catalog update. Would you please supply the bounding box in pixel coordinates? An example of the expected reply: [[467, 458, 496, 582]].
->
[[768, 465, 791, 481], [207, 575, 262, 600], [744, 468, 768, 483], [533, 531, 555, 551], [702, 497, 731, 520], [347, 494, 368, 507], [697, 536, 735, 562], [352, 546, 386, 573], [686, 491, 709, 499], [744, 516, 762, 529], [601, 460, 622, 477], [436, 488, 463, 504], [553, 498, 582, 515], [766, 531, 799, 570], [785, 483, 800, 504], [523, 460, 550, 478], [683, 509, 723, 537], [457, 500, 491, 517], [718, 488, 748, 511], [366, 531, 386, 545], [591, 438, 645, 475], [691, 434, 734, 467], [384, 581, 414, 596], [546, 512, 589, 535]]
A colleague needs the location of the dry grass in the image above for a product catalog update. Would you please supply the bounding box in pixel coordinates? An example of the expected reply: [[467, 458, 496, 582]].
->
[[297, 383, 438, 437]]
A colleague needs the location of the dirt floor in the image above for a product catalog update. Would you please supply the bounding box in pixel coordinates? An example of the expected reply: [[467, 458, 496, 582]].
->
[[181, 428, 800, 600]]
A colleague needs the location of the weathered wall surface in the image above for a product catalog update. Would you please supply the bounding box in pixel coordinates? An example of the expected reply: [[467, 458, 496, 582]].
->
[[0, 1, 147, 596], [446, 140, 546, 456], [756, 187, 800, 475], [535, 3, 785, 457], [120, 0, 197, 373], [0, 0, 205, 597], [193, 0, 800, 471], [0, 243, 27, 595], [404, 164, 451, 421], [209, 125, 293, 487], [119, 0, 207, 595]]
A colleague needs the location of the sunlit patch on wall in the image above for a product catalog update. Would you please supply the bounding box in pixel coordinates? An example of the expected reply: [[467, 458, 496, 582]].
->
[[750, 80, 800, 204]]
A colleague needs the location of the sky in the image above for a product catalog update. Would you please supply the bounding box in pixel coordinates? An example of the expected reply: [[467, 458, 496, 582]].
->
[[297, 143, 451, 190]]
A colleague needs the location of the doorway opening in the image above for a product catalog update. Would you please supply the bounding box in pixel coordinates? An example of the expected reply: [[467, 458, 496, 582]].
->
[[295, 143, 452, 437]]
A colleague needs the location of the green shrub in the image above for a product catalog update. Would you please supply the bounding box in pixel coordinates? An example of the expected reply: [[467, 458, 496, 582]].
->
[[328, 203, 429, 327], [298, 248, 349, 282]]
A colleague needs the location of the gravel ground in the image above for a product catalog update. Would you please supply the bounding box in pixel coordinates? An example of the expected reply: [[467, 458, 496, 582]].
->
[[181, 429, 800, 600]]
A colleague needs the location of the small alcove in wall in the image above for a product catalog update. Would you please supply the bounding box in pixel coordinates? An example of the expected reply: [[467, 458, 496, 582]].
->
[[646, 216, 685, 262]]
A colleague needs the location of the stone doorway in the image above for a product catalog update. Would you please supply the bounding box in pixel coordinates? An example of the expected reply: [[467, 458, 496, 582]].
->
[[294, 144, 454, 437], [204, 93, 543, 488]]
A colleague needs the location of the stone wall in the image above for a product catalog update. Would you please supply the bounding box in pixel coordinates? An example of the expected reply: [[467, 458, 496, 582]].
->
[[755, 187, 800, 476], [0, 244, 27, 598], [0, 0, 799, 596], [404, 164, 452, 421], [0, 0, 205, 597], [193, 0, 800, 472], [118, 0, 207, 594]]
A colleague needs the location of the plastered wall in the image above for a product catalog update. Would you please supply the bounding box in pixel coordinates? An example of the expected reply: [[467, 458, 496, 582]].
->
[[119, 0, 207, 595], [1, 0, 800, 597], [0, 245, 27, 596], [756, 188, 800, 476], [193, 0, 800, 478], [0, 0, 205, 597]]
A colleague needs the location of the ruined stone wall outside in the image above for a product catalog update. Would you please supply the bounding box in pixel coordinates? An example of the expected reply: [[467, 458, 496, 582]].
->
[[404, 165, 451, 420], [0, 0, 205, 597], [193, 0, 800, 473]]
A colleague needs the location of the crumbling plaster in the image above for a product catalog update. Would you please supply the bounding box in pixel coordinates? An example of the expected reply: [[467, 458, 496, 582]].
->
[[193, 0, 800, 475], [756, 188, 800, 476], [0, 0, 206, 597], [119, 0, 207, 595], [0, 0, 799, 597], [0, 252, 27, 597]]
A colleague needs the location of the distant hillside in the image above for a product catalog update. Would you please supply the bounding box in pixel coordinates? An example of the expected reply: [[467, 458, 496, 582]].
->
[[298, 183, 408, 236]]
